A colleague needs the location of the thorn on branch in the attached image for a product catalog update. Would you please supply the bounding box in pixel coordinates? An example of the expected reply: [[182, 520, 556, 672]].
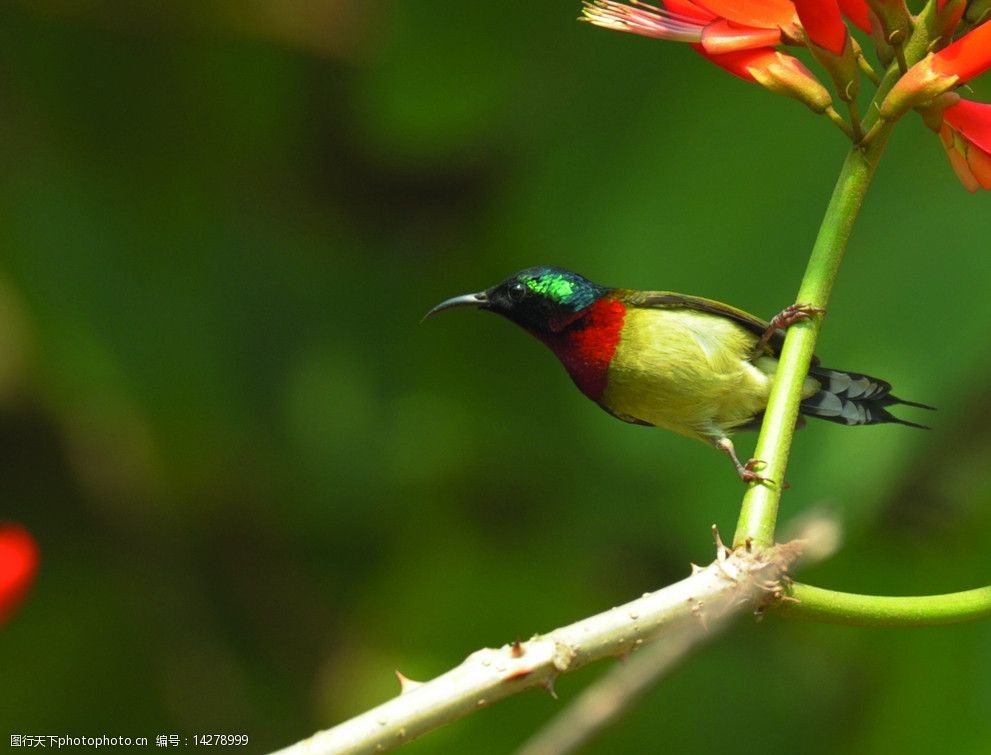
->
[[711, 524, 730, 561], [395, 670, 423, 695], [542, 677, 559, 700], [691, 599, 709, 631]]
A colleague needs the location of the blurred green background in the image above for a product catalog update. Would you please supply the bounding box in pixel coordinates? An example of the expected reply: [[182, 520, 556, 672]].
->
[[1, 1, 990, 752]]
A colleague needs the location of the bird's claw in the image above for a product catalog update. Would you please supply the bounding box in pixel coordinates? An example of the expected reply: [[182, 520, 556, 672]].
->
[[755, 303, 825, 354], [771, 303, 825, 330], [737, 459, 791, 490], [737, 458, 789, 487], [738, 457, 769, 484]]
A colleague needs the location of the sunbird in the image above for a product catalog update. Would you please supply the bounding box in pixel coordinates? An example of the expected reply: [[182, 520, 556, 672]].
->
[[425, 266, 933, 481]]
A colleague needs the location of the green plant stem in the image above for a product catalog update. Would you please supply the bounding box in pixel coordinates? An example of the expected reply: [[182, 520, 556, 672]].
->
[[773, 582, 991, 627], [846, 99, 865, 143], [732, 5, 940, 550], [731, 126, 893, 550], [824, 105, 855, 139], [855, 50, 882, 86]]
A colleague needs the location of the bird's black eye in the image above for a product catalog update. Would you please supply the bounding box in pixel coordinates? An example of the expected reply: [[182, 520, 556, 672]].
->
[[508, 281, 527, 301]]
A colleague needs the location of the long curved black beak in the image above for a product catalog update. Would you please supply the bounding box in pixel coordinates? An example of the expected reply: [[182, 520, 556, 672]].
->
[[421, 291, 489, 323]]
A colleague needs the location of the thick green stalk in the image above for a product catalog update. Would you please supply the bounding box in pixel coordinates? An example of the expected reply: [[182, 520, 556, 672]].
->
[[731, 126, 893, 549], [732, 1, 941, 550], [774, 582, 991, 627]]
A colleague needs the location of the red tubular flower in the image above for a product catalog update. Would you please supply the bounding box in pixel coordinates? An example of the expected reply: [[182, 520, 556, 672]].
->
[[580, 1, 832, 110], [580, 0, 793, 55], [0, 524, 38, 625], [582, 2, 831, 78], [691, 0, 796, 29], [929, 19, 991, 83], [882, 20, 991, 119], [939, 99, 991, 191], [794, 0, 847, 55], [837, 0, 871, 32], [700, 46, 781, 81]]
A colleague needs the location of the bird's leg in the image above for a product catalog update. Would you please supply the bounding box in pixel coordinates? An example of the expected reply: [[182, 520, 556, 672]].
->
[[754, 303, 825, 354], [713, 437, 770, 484]]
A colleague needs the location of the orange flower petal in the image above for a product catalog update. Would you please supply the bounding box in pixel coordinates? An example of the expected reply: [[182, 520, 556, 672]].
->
[[693, 0, 795, 29], [661, 0, 715, 22], [696, 45, 778, 81], [931, 19, 991, 83], [700, 18, 782, 54], [939, 122, 955, 149], [837, 0, 871, 32], [945, 143, 980, 191], [942, 99, 991, 154], [966, 139, 991, 189], [794, 0, 848, 56]]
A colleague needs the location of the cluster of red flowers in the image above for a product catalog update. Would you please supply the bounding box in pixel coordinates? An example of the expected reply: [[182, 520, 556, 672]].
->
[[582, 0, 991, 190], [0, 524, 38, 627]]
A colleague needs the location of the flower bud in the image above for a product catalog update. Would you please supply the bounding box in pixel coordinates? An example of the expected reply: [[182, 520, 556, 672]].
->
[[918, 91, 962, 132], [796, 0, 860, 103], [747, 52, 834, 113], [880, 54, 959, 120], [866, 0, 912, 45]]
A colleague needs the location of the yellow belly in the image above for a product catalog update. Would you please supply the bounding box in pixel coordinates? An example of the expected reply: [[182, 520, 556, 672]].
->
[[601, 308, 817, 442]]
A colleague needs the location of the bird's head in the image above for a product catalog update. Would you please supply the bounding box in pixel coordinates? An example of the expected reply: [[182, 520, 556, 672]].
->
[[424, 267, 608, 334]]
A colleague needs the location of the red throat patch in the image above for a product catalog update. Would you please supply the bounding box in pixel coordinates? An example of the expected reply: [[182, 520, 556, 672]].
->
[[539, 298, 626, 401]]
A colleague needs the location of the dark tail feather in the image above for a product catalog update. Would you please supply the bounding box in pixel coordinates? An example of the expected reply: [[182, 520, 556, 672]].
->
[[800, 366, 935, 429], [889, 397, 937, 411]]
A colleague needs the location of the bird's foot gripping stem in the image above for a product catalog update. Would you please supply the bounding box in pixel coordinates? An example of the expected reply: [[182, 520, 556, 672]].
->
[[715, 437, 773, 485], [755, 303, 825, 354]]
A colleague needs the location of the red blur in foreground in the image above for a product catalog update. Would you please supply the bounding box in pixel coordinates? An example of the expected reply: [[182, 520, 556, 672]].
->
[[0, 524, 39, 625]]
